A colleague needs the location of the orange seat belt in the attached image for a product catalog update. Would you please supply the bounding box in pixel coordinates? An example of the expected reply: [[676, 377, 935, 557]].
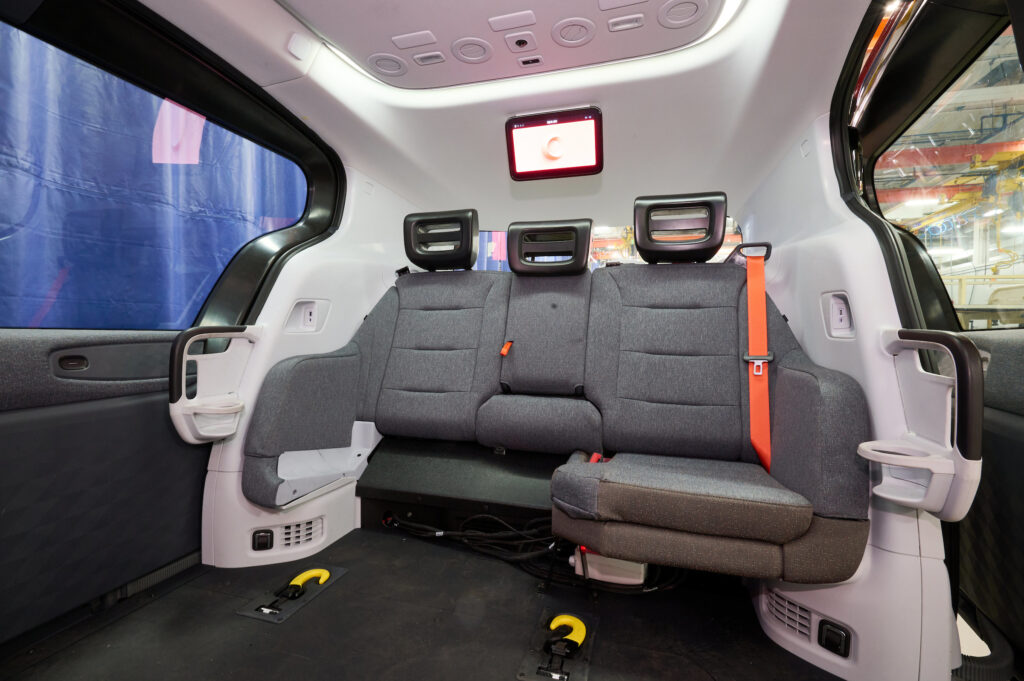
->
[[744, 250, 773, 471]]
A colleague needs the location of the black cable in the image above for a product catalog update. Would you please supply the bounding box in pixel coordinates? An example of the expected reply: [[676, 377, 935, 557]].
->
[[387, 514, 686, 594]]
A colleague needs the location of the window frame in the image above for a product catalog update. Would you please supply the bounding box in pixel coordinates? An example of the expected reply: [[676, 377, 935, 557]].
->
[[3, 0, 344, 329], [832, 1, 1010, 332]]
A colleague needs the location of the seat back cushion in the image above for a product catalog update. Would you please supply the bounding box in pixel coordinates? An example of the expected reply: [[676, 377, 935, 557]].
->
[[500, 272, 591, 395], [586, 263, 798, 460], [375, 270, 511, 441]]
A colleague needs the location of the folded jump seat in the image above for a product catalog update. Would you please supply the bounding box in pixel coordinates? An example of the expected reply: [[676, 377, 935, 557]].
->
[[243, 209, 513, 508], [550, 193, 872, 584]]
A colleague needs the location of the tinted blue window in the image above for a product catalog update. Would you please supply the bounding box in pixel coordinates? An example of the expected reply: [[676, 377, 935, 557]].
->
[[0, 23, 307, 330]]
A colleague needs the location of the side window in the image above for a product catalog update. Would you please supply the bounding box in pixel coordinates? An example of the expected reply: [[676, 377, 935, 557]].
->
[[0, 22, 307, 330], [875, 26, 1024, 330], [475, 221, 741, 271]]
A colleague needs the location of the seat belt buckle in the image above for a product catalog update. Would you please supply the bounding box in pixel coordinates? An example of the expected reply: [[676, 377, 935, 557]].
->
[[743, 351, 774, 376], [500, 340, 513, 357]]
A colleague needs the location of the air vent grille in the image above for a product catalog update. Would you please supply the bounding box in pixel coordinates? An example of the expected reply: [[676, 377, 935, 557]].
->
[[281, 517, 323, 548], [767, 590, 811, 639]]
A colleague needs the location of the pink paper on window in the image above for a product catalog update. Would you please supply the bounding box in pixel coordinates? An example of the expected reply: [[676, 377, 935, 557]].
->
[[152, 99, 206, 164], [489, 230, 507, 261]]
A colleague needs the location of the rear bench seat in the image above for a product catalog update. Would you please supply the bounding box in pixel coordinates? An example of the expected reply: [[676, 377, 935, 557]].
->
[[241, 195, 870, 583]]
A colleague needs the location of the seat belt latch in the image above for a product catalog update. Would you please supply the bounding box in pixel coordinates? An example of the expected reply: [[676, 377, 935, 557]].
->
[[500, 341, 513, 357], [743, 352, 774, 376]]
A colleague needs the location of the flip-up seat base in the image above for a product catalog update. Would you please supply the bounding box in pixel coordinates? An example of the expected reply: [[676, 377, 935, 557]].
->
[[552, 453, 814, 544], [552, 506, 869, 583]]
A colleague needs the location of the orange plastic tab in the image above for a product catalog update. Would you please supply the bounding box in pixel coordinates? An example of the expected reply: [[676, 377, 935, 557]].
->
[[500, 341, 513, 357], [746, 255, 772, 471], [589, 452, 603, 463]]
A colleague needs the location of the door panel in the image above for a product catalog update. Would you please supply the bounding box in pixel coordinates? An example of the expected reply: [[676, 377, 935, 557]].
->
[[0, 332, 209, 644], [0, 330, 180, 411], [961, 330, 1024, 661]]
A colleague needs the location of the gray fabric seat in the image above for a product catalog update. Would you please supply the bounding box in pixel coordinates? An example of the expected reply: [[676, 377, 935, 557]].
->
[[550, 193, 872, 583], [476, 220, 602, 455], [552, 453, 813, 544], [242, 208, 510, 507]]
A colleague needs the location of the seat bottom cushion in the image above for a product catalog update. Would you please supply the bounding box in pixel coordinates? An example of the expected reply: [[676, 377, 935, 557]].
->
[[552, 507, 869, 583], [551, 453, 814, 544]]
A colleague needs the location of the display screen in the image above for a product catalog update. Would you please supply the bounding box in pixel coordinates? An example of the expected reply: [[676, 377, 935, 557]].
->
[[506, 107, 603, 181]]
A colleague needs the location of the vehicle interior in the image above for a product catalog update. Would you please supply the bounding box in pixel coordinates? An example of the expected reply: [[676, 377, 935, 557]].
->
[[1, 0, 1023, 679]]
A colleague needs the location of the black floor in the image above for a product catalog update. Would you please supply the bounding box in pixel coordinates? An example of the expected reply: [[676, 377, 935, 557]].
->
[[1, 529, 838, 681]]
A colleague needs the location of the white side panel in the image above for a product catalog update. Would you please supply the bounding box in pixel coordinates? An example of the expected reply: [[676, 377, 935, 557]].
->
[[200, 168, 415, 567], [743, 116, 955, 680]]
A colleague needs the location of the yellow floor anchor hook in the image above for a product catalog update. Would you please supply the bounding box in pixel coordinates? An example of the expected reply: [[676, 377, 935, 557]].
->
[[548, 614, 586, 649], [255, 568, 331, 615], [290, 568, 331, 588], [538, 614, 588, 680]]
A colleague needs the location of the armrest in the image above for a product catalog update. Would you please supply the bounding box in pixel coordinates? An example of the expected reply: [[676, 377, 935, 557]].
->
[[770, 350, 871, 520]]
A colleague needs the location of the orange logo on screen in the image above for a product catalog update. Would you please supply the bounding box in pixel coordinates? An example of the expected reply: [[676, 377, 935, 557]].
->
[[512, 120, 597, 173]]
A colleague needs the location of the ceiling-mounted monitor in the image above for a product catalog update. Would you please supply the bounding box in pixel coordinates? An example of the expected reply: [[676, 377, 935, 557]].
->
[[506, 107, 603, 181]]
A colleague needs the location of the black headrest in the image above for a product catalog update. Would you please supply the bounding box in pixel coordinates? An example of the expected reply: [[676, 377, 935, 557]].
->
[[403, 209, 479, 271], [507, 219, 592, 275], [633, 192, 727, 264]]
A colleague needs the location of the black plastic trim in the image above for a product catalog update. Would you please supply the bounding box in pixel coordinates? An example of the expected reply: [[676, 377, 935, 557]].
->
[[404, 209, 479, 271], [830, 2, 923, 329], [169, 326, 245, 402], [897, 329, 984, 460], [507, 219, 592, 275], [11, 0, 344, 330], [633, 192, 726, 264]]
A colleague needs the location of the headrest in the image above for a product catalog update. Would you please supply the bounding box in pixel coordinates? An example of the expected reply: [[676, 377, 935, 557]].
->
[[507, 219, 592, 275], [403, 209, 479, 271], [633, 192, 727, 264]]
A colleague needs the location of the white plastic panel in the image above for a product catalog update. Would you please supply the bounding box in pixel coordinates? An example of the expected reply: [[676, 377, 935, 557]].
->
[[280, 0, 725, 88], [199, 168, 414, 567], [169, 327, 262, 444], [138, 0, 322, 87], [742, 116, 960, 680]]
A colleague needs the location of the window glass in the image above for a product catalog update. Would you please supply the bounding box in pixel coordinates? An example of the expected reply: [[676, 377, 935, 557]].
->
[[875, 26, 1024, 329], [475, 221, 741, 271], [0, 22, 307, 330]]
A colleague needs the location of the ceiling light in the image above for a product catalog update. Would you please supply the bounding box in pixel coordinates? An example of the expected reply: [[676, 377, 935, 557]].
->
[[885, 1, 902, 13], [983, 208, 1005, 217], [1003, 224, 1024, 234], [903, 198, 942, 207]]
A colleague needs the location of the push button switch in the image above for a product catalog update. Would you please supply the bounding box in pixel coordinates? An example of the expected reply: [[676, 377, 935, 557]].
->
[[818, 620, 851, 658]]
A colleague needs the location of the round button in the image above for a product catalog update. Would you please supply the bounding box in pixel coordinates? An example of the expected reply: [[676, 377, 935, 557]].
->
[[657, 0, 707, 29], [452, 37, 493, 64], [367, 53, 407, 76], [551, 17, 596, 47]]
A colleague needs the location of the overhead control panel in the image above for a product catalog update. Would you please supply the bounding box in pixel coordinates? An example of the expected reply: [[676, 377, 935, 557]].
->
[[278, 0, 729, 88]]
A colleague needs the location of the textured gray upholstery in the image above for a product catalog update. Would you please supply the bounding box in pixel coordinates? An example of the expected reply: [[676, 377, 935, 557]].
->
[[375, 270, 511, 441], [552, 507, 783, 579], [552, 507, 868, 583], [771, 350, 871, 520], [245, 346, 360, 459], [500, 273, 591, 396], [242, 344, 361, 507], [476, 394, 602, 454], [551, 454, 813, 544], [586, 263, 800, 460], [350, 287, 399, 422]]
